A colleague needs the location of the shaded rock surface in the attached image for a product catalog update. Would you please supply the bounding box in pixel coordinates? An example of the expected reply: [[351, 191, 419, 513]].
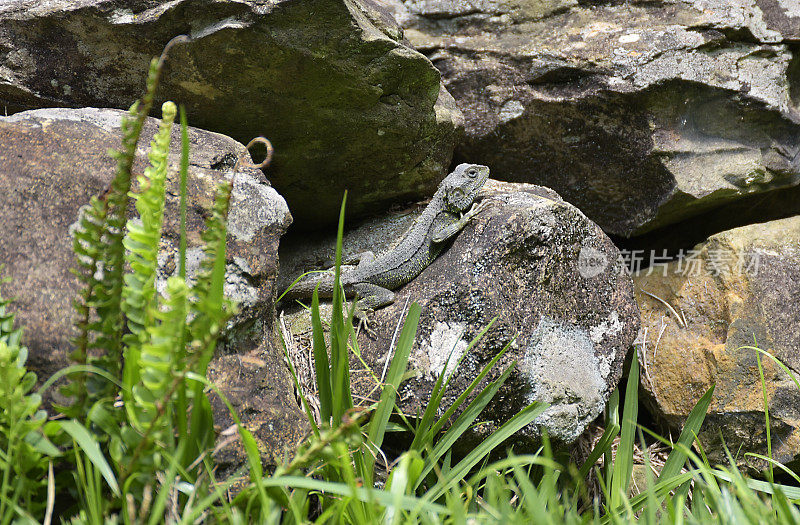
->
[[0, 0, 463, 229], [381, 0, 800, 236], [280, 180, 639, 446], [0, 107, 307, 469], [634, 215, 800, 471]]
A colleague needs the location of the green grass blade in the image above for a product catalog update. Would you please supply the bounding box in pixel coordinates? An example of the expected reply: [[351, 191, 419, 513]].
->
[[710, 468, 800, 499], [174, 105, 191, 457], [367, 302, 421, 462], [146, 449, 181, 525], [755, 348, 774, 484], [658, 384, 715, 482], [672, 491, 687, 525], [641, 432, 658, 525], [610, 355, 639, 508], [425, 332, 511, 447], [256, 475, 448, 514], [745, 453, 800, 485], [578, 421, 620, 480], [603, 387, 620, 493], [773, 487, 800, 525], [409, 349, 454, 450], [511, 463, 550, 524], [602, 471, 694, 524], [738, 346, 800, 392], [311, 286, 332, 425], [329, 193, 352, 425], [426, 401, 548, 501], [59, 419, 120, 497], [415, 363, 516, 489]]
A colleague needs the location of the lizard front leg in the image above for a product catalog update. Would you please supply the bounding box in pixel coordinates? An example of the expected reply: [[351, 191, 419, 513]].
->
[[431, 200, 490, 243]]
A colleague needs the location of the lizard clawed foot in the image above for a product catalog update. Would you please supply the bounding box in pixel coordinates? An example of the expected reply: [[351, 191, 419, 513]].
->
[[357, 315, 377, 339], [465, 198, 492, 219], [350, 302, 377, 338]]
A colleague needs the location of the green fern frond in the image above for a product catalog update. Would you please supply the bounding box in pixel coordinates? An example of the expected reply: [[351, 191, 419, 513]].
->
[[68, 196, 107, 360], [95, 57, 166, 360], [121, 101, 176, 360], [64, 56, 168, 416], [119, 101, 177, 431], [0, 275, 23, 349], [0, 341, 55, 520], [128, 277, 188, 439]]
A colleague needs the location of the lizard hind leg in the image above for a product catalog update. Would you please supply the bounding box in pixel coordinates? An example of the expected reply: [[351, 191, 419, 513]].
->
[[345, 282, 395, 337], [351, 282, 395, 311], [354, 250, 376, 268], [342, 250, 376, 266]]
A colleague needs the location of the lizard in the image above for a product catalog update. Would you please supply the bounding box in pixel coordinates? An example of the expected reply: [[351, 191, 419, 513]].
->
[[282, 163, 491, 311]]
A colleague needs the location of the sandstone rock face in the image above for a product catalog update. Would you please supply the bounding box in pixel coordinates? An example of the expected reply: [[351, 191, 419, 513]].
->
[[0, 0, 463, 229], [281, 180, 639, 445], [382, 0, 800, 236], [0, 107, 307, 467], [634, 216, 800, 471]]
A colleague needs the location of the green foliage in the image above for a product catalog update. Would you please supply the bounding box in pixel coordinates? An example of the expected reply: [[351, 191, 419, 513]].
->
[[0, 274, 23, 350], [63, 94, 235, 519], [51, 39, 236, 521], [0, 301, 58, 523], [64, 53, 170, 416], [2, 38, 800, 524]]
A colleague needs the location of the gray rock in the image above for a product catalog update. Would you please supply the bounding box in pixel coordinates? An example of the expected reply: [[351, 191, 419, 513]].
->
[[0, 106, 307, 469], [280, 180, 639, 446], [380, 0, 800, 236], [0, 0, 463, 229], [634, 215, 800, 472]]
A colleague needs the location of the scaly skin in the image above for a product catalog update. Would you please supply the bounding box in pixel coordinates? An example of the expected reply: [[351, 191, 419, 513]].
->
[[284, 163, 491, 309]]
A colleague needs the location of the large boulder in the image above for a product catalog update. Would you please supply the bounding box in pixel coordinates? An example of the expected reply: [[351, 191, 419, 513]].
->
[[0, 0, 463, 229], [0, 107, 307, 468], [280, 180, 640, 446], [381, 0, 800, 236], [634, 215, 800, 472]]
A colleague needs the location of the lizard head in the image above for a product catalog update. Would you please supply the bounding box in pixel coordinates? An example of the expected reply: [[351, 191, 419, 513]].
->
[[442, 163, 490, 212]]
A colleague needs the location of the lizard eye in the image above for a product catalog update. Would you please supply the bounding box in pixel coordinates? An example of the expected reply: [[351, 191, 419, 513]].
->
[[467, 168, 477, 178]]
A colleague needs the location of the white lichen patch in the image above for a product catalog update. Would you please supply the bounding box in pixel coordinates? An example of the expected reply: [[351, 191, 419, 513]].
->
[[498, 100, 525, 123], [224, 256, 259, 307], [423, 321, 468, 380], [521, 317, 614, 442], [589, 311, 622, 344], [191, 16, 248, 40], [109, 8, 135, 24], [618, 33, 640, 44], [2, 107, 124, 132]]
